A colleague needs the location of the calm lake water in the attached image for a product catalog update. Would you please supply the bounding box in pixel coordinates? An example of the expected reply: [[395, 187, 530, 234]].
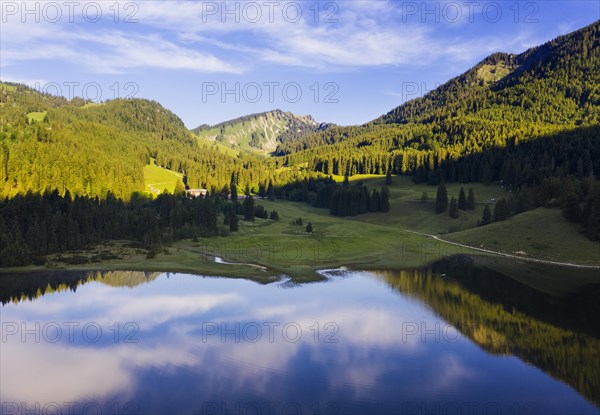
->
[[1, 257, 599, 415]]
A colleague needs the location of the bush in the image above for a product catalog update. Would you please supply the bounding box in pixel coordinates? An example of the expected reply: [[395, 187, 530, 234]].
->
[[256, 205, 268, 219]]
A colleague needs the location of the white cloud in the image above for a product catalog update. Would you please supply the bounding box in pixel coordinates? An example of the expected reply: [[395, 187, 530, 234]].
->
[[0, 14, 243, 73], [0, 0, 548, 75]]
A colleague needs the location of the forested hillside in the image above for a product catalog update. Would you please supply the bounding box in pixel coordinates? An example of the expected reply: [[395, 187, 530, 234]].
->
[[279, 21, 600, 174], [0, 84, 316, 199]]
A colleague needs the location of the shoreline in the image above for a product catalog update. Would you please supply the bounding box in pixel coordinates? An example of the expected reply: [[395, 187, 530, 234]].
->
[[1, 235, 598, 281]]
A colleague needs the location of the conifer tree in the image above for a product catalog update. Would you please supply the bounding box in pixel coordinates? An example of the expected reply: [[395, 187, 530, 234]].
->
[[370, 189, 381, 212], [435, 183, 448, 214], [229, 212, 239, 232], [174, 180, 186, 196], [380, 187, 390, 212], [267, 180, 275, 201], [467, 188, 475, 210], [458, 187, 467, 210], [449, 197, 460, 218], [481, 205, 492, 226], [243, 195, 255, 221], [385, 170, 392, 185], [493, 198, 511, 222], [230, 173, 238, 206]]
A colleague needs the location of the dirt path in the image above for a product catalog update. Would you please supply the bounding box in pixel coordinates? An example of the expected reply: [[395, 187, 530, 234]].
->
[[406, 230, 600, 270]]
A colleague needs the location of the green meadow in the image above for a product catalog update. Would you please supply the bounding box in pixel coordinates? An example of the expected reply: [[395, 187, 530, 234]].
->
[[8, 175, 597, 281], [132, 176, 598, 278], [26, 111, 47, 123], [143, 158, 184, 195]]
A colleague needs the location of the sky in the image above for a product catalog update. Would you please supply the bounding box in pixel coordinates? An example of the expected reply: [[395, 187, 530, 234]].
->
[[1, 1, 599, 128]]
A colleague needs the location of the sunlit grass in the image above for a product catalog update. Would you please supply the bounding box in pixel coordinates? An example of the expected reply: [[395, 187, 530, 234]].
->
[[26, 111, 47, 123], [143, 158, 183, 195]]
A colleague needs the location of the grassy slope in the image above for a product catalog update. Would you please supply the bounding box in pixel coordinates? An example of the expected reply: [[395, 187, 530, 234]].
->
[[358, 177, 599, 265], [143, 158, 183, 195], [196, 136, 240, 157], [347, 176, 506, 234], [146, 177, 600, 277], [26, 111, 47, 122], [446, 208, 600, 266], [179, 197, 450, 280]]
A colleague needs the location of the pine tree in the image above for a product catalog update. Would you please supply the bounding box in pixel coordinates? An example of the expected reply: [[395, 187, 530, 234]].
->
[[370, 189, 380, 212], [359, 186, 369, 214], [449, 197, 460, 218], [255, 205, 267, 219], [229, 212, 239, 232], [385, 170, 392, 185], [267, 180, 275, 201], [380, 187, 390, 212], [174, 180, 186, 196], [458, 187, 467, 211], [421, 192, 428, 204], [230, 173, 238, 206], [467, 188, 475, 210], [493, 198, 511, 222], [481, 205, 492, 226], [305, 222, 313, 233], [269, 210, 279, 220], [435, 183, 448, 214], [243, 196, 255, 221]]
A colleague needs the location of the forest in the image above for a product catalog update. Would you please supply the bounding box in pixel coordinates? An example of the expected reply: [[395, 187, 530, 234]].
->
[[1, 21, 599, 266], [0, 190, 220, 267]]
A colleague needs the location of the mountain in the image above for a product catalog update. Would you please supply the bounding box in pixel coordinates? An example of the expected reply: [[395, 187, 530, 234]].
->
[[192, 109, 331, 154], [279, 20, 600, 178], [377, 20, 599, 126]]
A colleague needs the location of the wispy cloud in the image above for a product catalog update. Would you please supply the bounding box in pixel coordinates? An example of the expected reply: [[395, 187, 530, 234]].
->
[[0, 0, 553, 75]]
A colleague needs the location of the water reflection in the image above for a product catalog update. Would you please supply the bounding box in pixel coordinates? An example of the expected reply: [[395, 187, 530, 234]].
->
[[1, 263, 598, 415], [375, 256, 600, 408]]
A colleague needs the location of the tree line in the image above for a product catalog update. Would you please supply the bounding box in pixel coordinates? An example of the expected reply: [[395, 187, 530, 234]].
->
[[271, 176, 391, 217], [0, 190, 221, 267]]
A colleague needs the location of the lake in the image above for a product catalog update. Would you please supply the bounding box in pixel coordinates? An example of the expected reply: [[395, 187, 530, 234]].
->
[[1, 256, 599, 415]]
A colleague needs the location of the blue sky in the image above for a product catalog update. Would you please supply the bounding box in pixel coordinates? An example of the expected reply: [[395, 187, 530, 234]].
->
[[1, 1, 598, 127]]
